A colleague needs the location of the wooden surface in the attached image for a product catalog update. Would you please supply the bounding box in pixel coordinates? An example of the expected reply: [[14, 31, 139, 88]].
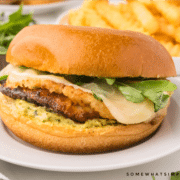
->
[[0, 55, 7, 70]]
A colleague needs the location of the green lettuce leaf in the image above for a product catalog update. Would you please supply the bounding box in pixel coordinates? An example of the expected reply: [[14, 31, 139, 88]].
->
[[93, 93, 103, 101], [0, 75, 8, 81], [127, 80, 177, 92], [105, 78, 115, 85], [117, 80, 177, 112], [0, 46, 7, 55], [0, 5, 35, 55], [9, 5, 23, 22], [118, 83, 145, 103], [143, 90, 170, 112]]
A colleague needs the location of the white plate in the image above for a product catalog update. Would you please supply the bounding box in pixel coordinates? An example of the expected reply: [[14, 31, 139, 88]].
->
[[0, 77, 180, 172], [0, 0, 80, 14]]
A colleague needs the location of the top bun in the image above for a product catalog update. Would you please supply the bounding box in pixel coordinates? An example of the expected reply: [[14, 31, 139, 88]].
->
[[6, 25, 176, 78]]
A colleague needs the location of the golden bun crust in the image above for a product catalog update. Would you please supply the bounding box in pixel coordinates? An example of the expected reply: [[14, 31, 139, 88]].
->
[[6, 25, 176, 78], [0, 93, 168, 153]]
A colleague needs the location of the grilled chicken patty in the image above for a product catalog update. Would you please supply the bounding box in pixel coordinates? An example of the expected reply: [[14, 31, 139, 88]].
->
[[0, 82, 101, 123]]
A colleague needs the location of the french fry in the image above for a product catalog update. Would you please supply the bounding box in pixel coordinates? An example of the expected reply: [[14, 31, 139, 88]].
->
[[153, 1, 180, 26], [171, 44, 180, 57], [175, 27, 180, 43], [81, 0, 112, 28], [117, 3, 133, 20], [69, 1, 112, 29], [95, 2, 128, 29], [130, 1, 159, 34], [153, 33, 174, 43], [158, 17, 176, 37], [127, 0, 180, 6], [82, 8, 112, 28], [127, 0, 152, 5], [168, 1, 180, 6], [94, 1, 149, 34], [82, 0, 108, 9], [69, 9, 87, 26]]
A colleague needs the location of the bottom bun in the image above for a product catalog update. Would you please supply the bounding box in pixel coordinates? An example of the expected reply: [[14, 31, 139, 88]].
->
[[0, 93, 169, 154]]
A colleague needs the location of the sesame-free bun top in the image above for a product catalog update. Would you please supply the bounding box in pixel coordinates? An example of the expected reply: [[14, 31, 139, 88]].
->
[[6, 25, 176, 78]]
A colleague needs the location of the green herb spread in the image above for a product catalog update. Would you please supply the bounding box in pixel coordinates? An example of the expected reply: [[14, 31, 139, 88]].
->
[[15, 99, 119, 129]]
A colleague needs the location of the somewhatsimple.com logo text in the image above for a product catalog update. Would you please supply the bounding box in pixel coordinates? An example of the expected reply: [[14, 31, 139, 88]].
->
[[126, 171, 180, 179]]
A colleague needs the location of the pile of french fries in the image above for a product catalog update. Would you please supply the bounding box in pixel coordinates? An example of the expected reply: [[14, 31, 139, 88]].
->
[[68, 0, 180, 57]]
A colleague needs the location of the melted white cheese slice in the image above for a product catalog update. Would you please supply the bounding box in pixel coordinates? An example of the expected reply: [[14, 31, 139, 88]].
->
[[1, 65, 156, 124]]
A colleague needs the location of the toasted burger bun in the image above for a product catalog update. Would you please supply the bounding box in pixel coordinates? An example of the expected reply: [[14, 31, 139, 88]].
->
[[1, 25, 176, 153], [0, 93, 168, 153], [6, 25, 176, 78]]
